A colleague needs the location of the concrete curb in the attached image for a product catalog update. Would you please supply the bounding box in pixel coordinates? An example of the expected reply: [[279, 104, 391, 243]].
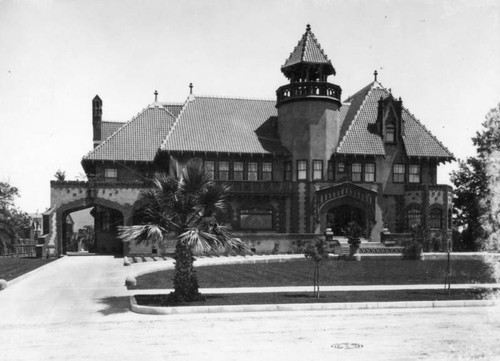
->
[[130, 296, 498, 315], [6, 256, 67, 288]]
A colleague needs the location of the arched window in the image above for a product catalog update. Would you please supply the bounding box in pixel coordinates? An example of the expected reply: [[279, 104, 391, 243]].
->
[[407, 207, 422, 229], [429, 208, 443, 229]]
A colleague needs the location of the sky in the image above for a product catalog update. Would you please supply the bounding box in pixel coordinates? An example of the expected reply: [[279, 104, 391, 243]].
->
[[0, 0, 499, 213]]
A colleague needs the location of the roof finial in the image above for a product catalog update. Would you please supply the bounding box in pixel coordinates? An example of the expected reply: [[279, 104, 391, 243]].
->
[[374, 70, 378, 82], [189, 83, 193, 95], [306, 24, 311, 32], [154, 90, 158, 102]]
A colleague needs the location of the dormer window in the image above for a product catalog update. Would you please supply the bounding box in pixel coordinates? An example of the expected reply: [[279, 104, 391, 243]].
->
[[386, 123, 395, 143], [377, 95, 403, 144]]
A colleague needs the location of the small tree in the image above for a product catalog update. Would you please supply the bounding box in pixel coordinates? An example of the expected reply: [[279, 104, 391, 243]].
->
[[304, 237, 329, 298], [54, 170, 66, 181], [343, 221, 364, 257], [402, 224, 426, 260]]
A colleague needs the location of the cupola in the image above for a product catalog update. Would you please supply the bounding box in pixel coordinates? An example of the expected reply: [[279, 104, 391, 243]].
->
[[277, 24, 341, 107]]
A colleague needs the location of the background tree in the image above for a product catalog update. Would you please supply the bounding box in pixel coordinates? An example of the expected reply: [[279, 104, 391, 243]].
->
[[0, 182, 30, 255], [304, 237, 329, 298], [451, 102, 500, 251], [73, 225, 95, 251], [118, 161, 245, 303]]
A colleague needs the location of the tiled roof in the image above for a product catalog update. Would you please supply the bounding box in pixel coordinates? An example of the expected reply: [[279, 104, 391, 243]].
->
[[101, 121, 125, 140], [282, 25, 334, 74], [83, 104, 177, 162], [336, 82, 454, 159], [162, 103, 183, 117], [160, 96, 287, 155]]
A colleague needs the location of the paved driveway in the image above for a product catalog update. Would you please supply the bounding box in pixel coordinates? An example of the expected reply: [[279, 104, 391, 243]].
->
[[0, 256, 139, 325], [1, 256, 500, 360]]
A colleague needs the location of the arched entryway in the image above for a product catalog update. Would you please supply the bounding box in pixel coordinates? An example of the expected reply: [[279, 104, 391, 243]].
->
[[317, 183, 377, 239], [61, 205, 124, 255], [327, 204, 367, 236], [58, 198, 129, 256]]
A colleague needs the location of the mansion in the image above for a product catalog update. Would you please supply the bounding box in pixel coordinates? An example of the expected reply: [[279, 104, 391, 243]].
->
[[43, 25, 453, 256]]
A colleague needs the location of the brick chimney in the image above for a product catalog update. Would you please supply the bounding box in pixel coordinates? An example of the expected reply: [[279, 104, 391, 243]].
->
[[92, 95, 102, 148]]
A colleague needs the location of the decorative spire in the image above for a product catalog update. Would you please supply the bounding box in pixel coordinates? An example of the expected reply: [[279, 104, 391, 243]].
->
[[374, 70, 378, 82], [189, 83, 193, 95], [154, 90, 158, 102], [281, 24, 335, 77]]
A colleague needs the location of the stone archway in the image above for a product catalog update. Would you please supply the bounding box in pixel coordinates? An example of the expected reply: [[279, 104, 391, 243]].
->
[[317, 183, 377, 239], [56, 198, 132, 256]]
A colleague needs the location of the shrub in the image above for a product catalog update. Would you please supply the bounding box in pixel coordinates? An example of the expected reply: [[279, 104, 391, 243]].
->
[[402, 240, 423, 260]]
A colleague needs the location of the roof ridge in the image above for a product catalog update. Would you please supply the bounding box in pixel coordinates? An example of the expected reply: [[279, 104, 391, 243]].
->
[[159, 96, 192, 150], [101, 120, 125, 124], [301, 30, 308, 62], [401, 106, 454, 158], [83, 106, 174, 160], [160, 101, 184, 106], [193, 94, 275, 102], [336, 83, 377, 153], [148, 102, 176, 117]]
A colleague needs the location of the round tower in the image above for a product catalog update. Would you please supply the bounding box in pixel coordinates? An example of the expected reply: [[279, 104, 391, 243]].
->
[[276, 24, 342, 181]]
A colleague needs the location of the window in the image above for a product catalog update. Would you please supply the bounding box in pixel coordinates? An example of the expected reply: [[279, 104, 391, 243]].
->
[[104, 168, 117, 179], [327, 161, 334, 180], [240, 208, 273, 230], [407, 208, 422, 229], [386, 123, 395, 143], [364, 163, 375, 182], [248, 162, 258, 181], [204, 161, 215, 180], [218, 161, 229, 181], [262, 162, 272, 181], [393, 164, 405, 183], [351, 163, 362, 182], [233, 162, 243, 181], [297, 160, 307, 180], [409, 165, 421, 183], [338, 162, 345, 173], [284, 161, 292, 181], [313, 160, 323, 180], [429, 208, 443, 229]]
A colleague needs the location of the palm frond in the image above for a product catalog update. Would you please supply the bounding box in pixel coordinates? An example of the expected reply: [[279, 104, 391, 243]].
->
[[178, 223, 246, 253], [118, 224, 167, 245], [196, 182, 231, 217]]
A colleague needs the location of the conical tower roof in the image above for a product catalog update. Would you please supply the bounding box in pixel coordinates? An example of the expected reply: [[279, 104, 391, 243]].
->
[[282, 24, 335, 77]]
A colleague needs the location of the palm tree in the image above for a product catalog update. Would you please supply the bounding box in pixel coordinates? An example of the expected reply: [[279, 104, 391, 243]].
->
[[118, 161, 245, 302]]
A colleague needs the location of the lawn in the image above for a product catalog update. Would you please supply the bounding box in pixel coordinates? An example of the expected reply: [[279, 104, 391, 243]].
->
[[131, 259, 495, 290], [135, 289, 494, 307], [0, 257, 55, 281]]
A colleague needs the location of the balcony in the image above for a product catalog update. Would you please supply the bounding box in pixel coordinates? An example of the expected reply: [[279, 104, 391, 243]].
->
[[276, 81, 342, 107], [227, 181, 293, 195]]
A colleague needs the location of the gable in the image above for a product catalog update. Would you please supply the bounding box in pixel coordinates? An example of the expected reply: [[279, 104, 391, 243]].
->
[[83, 104, 177, 162], [336, 83, 454, 160]]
